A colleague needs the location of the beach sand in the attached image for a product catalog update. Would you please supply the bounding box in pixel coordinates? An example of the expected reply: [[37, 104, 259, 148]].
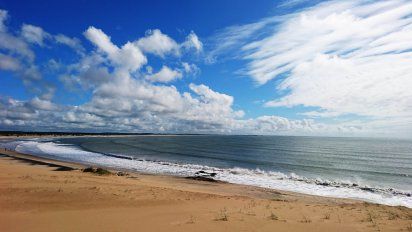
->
[[0, 150, 411, 232]]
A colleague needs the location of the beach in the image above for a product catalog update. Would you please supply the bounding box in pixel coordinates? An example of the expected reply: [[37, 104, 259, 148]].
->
[[1, 0, 411, 230], [0, 149, 411, 232]]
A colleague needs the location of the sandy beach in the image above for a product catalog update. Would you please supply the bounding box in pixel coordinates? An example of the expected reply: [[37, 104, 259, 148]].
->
[[0, 149, 410, 232], [1, 0, 412, 230]]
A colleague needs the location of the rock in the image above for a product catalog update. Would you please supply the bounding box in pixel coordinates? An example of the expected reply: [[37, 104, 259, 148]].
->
[[116, 172, 129, 176], [195, 170, 217, 177], [185, 176, 218, 182], [360, 187, 375, 193]]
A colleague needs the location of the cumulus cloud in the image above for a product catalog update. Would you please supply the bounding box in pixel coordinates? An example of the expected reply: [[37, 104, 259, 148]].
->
[[21, 24, 50, 46], [0, 8, 84, 94], [84, 26, 147, 72], [136, 29, 179, 57], [0, 14, 44, 85], [1, 18, 329, 135], [28, 97, 57, 111], [189, 83, 233, 106], [0, 28, 34, 61], [182, 31, 203, 53], [135, 29, 203, 57], [244, 116, 316, 133], [50, 26, 245, 133], [146, 65, 182, 83], [83, 27, 117, 54]]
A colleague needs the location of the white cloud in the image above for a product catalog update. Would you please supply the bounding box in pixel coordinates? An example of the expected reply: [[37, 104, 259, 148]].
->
[[0, 8, 375, 136], [83, 26, 117, 54], [147, 65, 182, 83], [44, 26, 321, 134], [0, 10, 57, 95], [0, 53, 20, 71], [239, 1, 412, 85], [21, 24, 50, 46], [54, 34, 85, 54], [21, 23, 84, 54], [265, 53, 412, 119], [206, 17, 280, 63], [56, 26, 246, 132], [210, 0, 412, 135], [0, 90, 364, 135], [181, 31, 202, 53], [0, 9, 39, 85], [189, 83, 233, 106], [135, 29, 203, 57], [135, 29, 179, 57], [84, 26, 147, 72], [245, 116, 315, 133], [0, 29, 34, 61], [259, 1, 412, 120], [181, 62, 200, 75], [28, 97, 57, 111]]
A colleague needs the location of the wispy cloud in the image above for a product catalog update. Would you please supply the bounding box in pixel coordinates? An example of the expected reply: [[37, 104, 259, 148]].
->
[[209, 0, 412, 135], [277, 0, 317, 9]]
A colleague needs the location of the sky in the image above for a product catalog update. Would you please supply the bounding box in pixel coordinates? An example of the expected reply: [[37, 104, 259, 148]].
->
[[0, 0, 412, 138]]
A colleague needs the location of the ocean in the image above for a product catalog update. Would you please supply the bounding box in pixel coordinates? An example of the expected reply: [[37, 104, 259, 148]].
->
[[1, 135, 411, 208]]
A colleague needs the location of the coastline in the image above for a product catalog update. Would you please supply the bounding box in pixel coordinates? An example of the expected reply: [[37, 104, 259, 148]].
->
[[0, 148, 411, 231]]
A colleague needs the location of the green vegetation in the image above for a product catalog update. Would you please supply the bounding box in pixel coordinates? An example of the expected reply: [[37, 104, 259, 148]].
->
[[83, 167, 112, 175]]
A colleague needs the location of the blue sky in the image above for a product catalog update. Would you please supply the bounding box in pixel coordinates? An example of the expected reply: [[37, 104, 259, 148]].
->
[[0, 0, 294, 116], [1, 0, 412, 137]]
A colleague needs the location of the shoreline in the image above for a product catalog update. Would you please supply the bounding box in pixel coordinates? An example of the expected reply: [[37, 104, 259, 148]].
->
[[1, 136, 411, 207], [0, 148, 412, 231], [0, 148, 351, 202], [0, 150, 356, 202]]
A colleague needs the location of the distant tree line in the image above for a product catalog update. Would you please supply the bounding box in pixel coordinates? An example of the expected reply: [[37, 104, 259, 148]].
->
[[0, 131, 155, 136], [0, 131, 212, 136]]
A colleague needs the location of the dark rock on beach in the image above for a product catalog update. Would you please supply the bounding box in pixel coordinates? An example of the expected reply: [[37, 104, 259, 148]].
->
[[186, 170, 219, 182], [185, 176, 218, 182], [195, 170, 217, 177]]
